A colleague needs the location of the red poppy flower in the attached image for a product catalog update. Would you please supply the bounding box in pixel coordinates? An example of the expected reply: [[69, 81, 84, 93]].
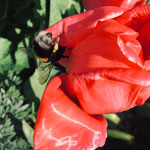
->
[[34, 75, 107, 150], [34, 0, 150, 149], [83, 0, 147, 11]]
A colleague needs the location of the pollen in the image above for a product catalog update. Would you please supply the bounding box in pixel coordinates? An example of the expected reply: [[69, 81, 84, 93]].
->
[[53, 43, 59, 53]]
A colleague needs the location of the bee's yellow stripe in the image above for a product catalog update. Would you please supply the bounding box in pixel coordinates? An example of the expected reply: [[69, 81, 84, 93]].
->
[[36, 55, 48, 62]]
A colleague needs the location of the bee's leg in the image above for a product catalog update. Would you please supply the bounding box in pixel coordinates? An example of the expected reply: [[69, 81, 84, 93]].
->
[[56, 37, 60, 43], [61, 55, 69, 58], [53, 62, 66, 73], [56, 32, 64, 43], [61, 55, 69, 61]]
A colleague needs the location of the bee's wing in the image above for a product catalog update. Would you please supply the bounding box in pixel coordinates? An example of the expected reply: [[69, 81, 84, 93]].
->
[[18, 47, 36, 59], [37, 62, 53, 85]]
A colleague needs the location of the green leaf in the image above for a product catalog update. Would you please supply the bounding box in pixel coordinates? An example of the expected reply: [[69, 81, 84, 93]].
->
[[0, 37, 14, 73], [18, 37, 30, 48], [108, 129, 134, 141], [15, 28, 21, 34], [0, 72, 34, 149], [14, 38, 32, 73], [37, 0, 46, 16], [0, 55, 14, 74], [22, 120, 34, 147], [147, 0, 150, 4], [23, 69, 46, 102], [14, 48, 29, 73], [27, 19, 33, 28], [0, 37, 11, 59], [50, 0, 82, 25], [18, 47, 36, 59], [23, 66, 61, 101], [104, 113, 121, 125]]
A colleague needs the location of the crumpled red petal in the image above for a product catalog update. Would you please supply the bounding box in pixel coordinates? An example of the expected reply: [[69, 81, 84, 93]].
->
[[75, 69, 150, 86], [145, 60, 150, 71], [66, 69, 150, 114], [65, 18, 150, 114], [115, 4, 150, 70], [136, 86, 150, 105], [67, 19, 144, 75], [33, 76, 107, 150], [83, 0, 146, 11], [43, 7, 123, 47], [115, 4, 150, 30], [100, 20, 144, 68], [138, 20, 150, 61]]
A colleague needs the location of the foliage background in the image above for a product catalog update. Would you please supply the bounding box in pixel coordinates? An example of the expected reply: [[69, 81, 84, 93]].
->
[[0, 0, 150, 150]]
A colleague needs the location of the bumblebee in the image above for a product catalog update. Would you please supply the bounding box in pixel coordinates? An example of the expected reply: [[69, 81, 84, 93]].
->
[[20, 31, 68, 84], [34, 31, 67, 72]]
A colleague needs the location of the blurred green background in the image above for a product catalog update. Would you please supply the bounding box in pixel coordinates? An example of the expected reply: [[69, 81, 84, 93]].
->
[[0, 0, 150, 150]]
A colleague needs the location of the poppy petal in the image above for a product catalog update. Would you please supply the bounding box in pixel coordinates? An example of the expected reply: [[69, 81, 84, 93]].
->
[[145, 60, 150, 71], [99, 20, 144, 68], [136, 86, 150, 105], [33, 76, 107, 150], [75, 68, 150, 86], [83, 0, 146, 10], [65, 19, 150, 114], [67, 20, 144, 75], [116, 4, 150, 30], [43, 7, 123, 47], [115, 4, 150, 70], [137, 20, 150, 61], [66, 69, 150, 114]]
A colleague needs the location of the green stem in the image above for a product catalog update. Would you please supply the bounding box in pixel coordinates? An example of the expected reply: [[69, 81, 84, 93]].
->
[[45, 0, 50, 28]]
